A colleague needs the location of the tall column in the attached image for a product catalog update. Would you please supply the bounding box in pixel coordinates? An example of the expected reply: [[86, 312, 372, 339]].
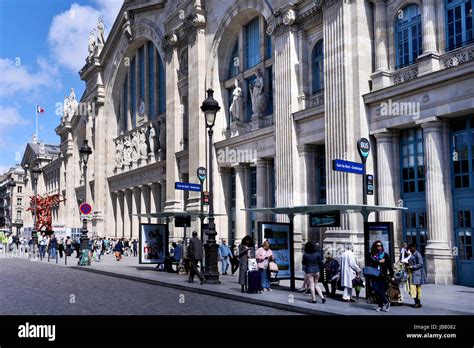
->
[[322, 0, 364, 257], [420, 121, 454, 284], [123, 189, 131, 239], [139, 185, 148, 224], [418, 0, 440, 75], [149, 183, 158, 224], [186, 15, 207, 212], [234, 164, 247, 243], [256, 159, 269, 223], [131, 187, 140, 239], [373, 130, 402, 247], [159, 181, 166, 224], [218, 167, 231, 242], [371, 0, 390, 89], [297, 145, 317, 242], [272, 18, 301, 213], [116, 191, 124, 238]]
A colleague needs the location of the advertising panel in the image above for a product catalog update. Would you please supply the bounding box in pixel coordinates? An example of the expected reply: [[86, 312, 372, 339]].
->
[[259, 222, 291, 279], [139, 223, 167, 264]]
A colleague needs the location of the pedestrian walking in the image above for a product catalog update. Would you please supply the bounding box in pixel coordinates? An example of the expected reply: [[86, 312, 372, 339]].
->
[[49, 234, 58, 259], [187, 231, 206, 285], [302, 242, 326, 304], [321, 252, 339, 298], [367, 240, 393, 312], [132, 239, 138, 257], [340, 245, 361, 302], [74, 238, 80, 258], [238, 236, 253, 293], [39, 233, 47, 258], [65, 236, 72, 256], [114, 239, 123, 261], [256, 240, 274, 292], [218, 239, 232, 275], [58, 238, 64, 258], [406, 243, 426, 308], [230, 243, 239, 275]]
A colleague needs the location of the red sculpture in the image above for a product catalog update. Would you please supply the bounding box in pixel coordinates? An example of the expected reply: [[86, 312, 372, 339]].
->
[[27, 194, 66, 232]]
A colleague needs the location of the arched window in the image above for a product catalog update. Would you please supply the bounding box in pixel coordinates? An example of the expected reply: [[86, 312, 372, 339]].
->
[[224, 16, 273, 125], [446, 0, 474, 51], [395, 4, 422, 69], [312, 40, 324, 94], [119, 41, 165, 134]]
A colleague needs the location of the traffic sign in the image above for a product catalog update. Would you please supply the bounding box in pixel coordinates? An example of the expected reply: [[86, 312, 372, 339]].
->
[[79, 202, 92, 215], [197, 167, 207, 182], [357, 137, 371, 160], [175, 182, 202, 192], [332, 159, 364, 175], [202, 191, 209, 205], [366, 174, 374, 195]]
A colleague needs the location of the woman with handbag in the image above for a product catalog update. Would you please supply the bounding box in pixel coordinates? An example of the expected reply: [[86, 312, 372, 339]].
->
[[367, 240, 393, 312], [302, 242, 326, 304], [256, 240, 274, 292], [238, 236, 253, 293]]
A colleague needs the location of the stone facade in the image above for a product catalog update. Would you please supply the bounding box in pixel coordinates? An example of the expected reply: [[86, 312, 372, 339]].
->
[[13, 0, 473, 285]]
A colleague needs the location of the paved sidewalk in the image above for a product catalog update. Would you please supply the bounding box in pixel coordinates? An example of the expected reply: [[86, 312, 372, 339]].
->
[[8, 251, 474, 316]]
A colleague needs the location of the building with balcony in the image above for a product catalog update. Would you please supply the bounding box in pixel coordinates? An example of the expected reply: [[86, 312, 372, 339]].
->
[[17, 0, 472, 286], [0, 165, 29, 235]]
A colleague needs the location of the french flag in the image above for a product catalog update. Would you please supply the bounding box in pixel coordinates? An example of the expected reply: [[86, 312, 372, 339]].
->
[[36, 105, 45, 114]]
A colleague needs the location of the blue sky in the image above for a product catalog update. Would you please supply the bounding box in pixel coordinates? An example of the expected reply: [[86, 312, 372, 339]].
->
[[0, 0, 122, 174]]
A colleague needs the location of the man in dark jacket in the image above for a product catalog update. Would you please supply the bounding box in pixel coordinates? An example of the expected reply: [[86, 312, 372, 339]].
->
[[187, 231, 206, 284]]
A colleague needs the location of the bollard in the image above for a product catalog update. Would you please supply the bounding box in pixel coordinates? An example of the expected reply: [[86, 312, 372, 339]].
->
[[65, 253, 67, 266], [48, 251, 50, 262], [56, 253, 58, 264]]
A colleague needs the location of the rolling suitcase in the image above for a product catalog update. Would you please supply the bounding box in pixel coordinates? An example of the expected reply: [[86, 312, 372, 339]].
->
[[246, 270, 262, 293]]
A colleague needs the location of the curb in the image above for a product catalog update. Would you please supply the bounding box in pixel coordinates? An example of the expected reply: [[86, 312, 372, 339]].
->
[[71, 266, 337, 316]]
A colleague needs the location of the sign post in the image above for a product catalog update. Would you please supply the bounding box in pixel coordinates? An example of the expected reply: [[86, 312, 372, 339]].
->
[[357, 137, 371, 205], [196, 167, 207, 242]]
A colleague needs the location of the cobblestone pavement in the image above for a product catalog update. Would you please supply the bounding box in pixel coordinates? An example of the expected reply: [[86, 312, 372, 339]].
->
[[0, 258, 300, 315]]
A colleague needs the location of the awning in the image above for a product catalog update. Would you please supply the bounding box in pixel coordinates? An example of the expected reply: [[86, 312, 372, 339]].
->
[[242, 203, 407, 215], [131, 211, 227, 218]]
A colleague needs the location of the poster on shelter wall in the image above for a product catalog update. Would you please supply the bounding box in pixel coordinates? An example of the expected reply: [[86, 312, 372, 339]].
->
[[259, 222, 291, 279], [139, 223, 167, 264], [365, 222, 394, 263]]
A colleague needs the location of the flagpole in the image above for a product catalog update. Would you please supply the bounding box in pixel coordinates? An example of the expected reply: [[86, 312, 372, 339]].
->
[[35, 105, 38, 144]]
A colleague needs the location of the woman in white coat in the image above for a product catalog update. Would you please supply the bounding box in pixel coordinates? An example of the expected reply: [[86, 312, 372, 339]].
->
[[340, 245, 361, 302]]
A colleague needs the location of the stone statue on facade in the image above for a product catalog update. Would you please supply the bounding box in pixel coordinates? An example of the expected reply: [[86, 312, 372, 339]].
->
[[250, 69, 267, 117], [157, 118, 166, 159], [138, 128, 148, 158], [96, 18, 105, 46], [229, 79, 243, 123], [130, 132, 139, 161], [115, 138, 124, 167], [122, 11, 134, 41], [63, 88, 78, 122], [88, 31, 97, 59], [123, 135, 132, 164], [148, 123, 157, 155]]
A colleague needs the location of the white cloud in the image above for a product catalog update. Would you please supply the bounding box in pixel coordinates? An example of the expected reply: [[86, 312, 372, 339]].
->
[[0, 105, 30, 128], [48, 1, 122, 73], [0, 57, 60, 97]]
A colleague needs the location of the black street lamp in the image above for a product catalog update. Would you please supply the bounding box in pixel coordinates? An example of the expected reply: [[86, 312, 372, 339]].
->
[[7, 177, 16, 236], [200, 89, 221, 284], [31, 162, 42, 257], [79, 140, 92, 261]]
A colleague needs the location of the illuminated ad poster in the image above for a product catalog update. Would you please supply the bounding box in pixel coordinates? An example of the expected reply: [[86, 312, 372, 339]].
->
[[139, 223, 168, 264], [259, 222, 291, 279]]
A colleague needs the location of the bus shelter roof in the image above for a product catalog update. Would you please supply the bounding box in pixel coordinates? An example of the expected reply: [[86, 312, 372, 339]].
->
[[131, 211, 227, 218], [242, 204, 407, 215]]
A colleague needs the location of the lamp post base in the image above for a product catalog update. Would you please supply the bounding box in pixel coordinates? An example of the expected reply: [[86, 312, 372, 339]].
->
[[203, 243, 220, 284]]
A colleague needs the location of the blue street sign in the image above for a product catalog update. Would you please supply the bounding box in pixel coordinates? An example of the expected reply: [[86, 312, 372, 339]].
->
[[175, 182, 202, 192], [332, 159, 364, 175]]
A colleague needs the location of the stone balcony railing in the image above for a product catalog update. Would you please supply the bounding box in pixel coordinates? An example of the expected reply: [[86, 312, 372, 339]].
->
[[224, 113, 274, 138], [113, 119, 166, 175], [391, 63, 419, 85], [441, 44, 474, 69], [308, 91, 325, 108]]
